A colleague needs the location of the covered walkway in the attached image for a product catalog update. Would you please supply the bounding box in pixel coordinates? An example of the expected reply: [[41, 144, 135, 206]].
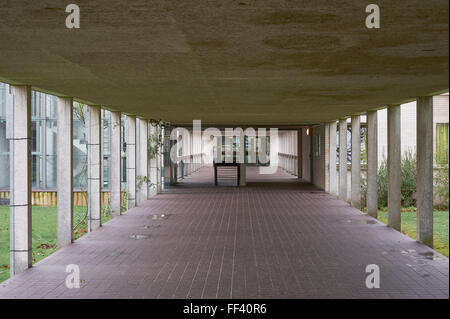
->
[[0, 167, 448, 299]]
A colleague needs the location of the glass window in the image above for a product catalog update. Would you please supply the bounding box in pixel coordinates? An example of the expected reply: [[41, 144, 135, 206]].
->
[[102, 110, 111, 189], [73, 104, 87, 189], [121, 116, 127, 190], [436, 123, 449, 165], [31, 92, 43, 188], [0, 83, 9, 188], [0, 83, 5, 117], [0, 86, 58, 189], [46, 118, 57, 188]]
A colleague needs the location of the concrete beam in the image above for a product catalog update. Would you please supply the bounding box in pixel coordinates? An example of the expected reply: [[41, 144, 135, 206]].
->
[[8, 85, 32, 276], [366, 111, 378, 218], [127, 116, 136, 209], [110, 111, 122, 217], [387, 105, 401, 231], [329, 121, 337, 196], [138, 118, 148, 203], [339, 119, 347, 201], [416, 97, 434, 247], [88, 105, 102, 231], [57, 97, 74, 247], [351, 115, 361, 209]]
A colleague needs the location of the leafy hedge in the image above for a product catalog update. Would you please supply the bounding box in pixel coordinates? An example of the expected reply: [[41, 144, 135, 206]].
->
[[434, 167, 449, 209], [361, 150, 449, 209]]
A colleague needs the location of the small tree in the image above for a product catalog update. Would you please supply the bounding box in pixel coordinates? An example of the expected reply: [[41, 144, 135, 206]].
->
[[376, 150, 417, 209], [400, 150, 417, 207], [377, 156, 388, 208], [434, 167, 449, 209]]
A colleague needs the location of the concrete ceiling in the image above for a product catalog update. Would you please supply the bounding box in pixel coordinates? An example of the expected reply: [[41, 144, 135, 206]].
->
[[0, 0, 448, 126]]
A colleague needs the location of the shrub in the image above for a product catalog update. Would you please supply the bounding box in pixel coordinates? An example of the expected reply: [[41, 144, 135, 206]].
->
[[376, 150, 417, 209], [377, 157, 388, 208], [360, 173, 367, 209], [434, 167, 449, 209], [400, 150, 417, 207]]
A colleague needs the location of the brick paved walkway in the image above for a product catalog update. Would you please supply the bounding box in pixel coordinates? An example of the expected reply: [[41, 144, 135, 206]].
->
[[0, 167, 448, 298]]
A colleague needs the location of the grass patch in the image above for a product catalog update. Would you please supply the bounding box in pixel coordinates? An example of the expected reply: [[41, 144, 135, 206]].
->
[[377, 208, 449, 257], [0, 205, 111, 283]]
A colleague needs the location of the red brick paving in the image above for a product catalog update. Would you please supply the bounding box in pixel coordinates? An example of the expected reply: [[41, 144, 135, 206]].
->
[[0, 167, 448, 299]]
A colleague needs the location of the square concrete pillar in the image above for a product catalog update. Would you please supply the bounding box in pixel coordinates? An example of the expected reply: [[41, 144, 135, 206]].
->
[[170, 136, 178, 185], [366, 111, 378, 218], [416, 97, 434, 247], [88, 106, 102, 231], [338, 119, 348, 201], [57, 97, 74, 247], [7, 85, 32, 276], [157, 126, 163, 193], [309, 128, 314, 184], [137, 118, 148, 203], [324, 123, 330, 192], [149, 123, 158, 196], [240, 163, 247, 186], [329, 122, 337, 196], [110, 111, 122, 217], [351, 115, 361, 209], [297, 129, 302, 179], [127, 116, 136, 209], [387, 105, 401, 231]]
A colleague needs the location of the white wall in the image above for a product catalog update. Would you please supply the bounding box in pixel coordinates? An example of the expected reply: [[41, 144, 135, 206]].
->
[[377, 94, 449, 166]]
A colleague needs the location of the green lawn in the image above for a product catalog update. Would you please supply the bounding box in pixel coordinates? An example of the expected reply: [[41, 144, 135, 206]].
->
[[0, 205, 111, 283], [377, 209, 449, 257]]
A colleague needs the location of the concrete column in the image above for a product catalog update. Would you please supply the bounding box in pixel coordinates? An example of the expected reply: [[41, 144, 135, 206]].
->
[[297, 129, 302, 179], [291, 132, 295, 174], [329, 122, 337, 196], [7, 85, 32, 276], [288, 133, 292, 173], [351, 115, 361, 209], [240, 163, 246, 186], [158, 126, 164, 192], [149, 123, 158, 196], [170, 135, 178, 185], [338, 119, 347, 201], [416, 97, 434, 247], [366, 111, 378, 218], [127, 116, 136, 208], [88, 106, 102, 231], [157, 142, 162, 193], [138, 118, 148, 203], [387, 105, 401, 231], [110, 111, 122, 217], [239, 129, 246, 186], [57, 97, 73, 247], [324, 123, 330, 192], [309, 128, 314, 184]]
